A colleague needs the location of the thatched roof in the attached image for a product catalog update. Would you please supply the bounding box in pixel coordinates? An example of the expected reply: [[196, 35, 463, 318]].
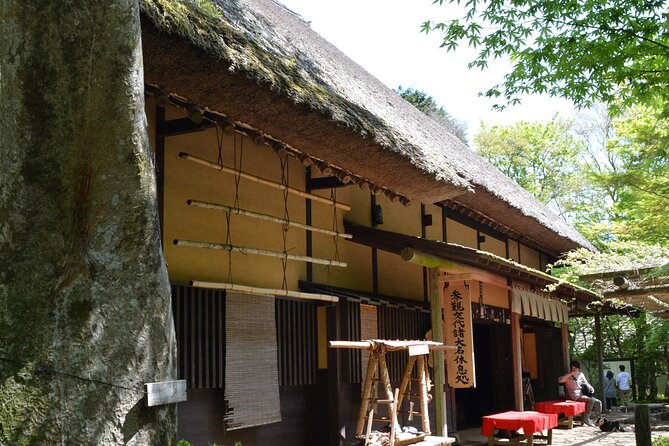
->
[[139, 0, 595, 255]]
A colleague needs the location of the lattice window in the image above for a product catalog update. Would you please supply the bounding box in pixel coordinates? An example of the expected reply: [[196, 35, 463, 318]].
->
[[378, 306, 430, 381], [171, 284, 225, 389], [276, 298, 319, 386]]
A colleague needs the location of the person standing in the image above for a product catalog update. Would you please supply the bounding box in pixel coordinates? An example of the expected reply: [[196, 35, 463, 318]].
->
[[616, 365, 632, 407], [603, 370, 617, 410], [559, 360, 602, 427]]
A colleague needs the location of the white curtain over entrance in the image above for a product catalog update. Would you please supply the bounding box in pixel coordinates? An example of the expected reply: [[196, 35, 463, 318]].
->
[[511, 288, 569, 323]]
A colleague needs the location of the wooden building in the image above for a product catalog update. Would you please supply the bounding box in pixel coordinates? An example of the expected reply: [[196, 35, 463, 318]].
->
[[137, 0, 605, 444]]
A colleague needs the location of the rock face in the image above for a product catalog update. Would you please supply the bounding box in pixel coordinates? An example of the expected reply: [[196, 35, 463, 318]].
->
[[0, 1, 177, 444]]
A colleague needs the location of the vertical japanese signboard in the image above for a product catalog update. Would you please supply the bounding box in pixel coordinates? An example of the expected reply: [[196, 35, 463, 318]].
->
[[443, 282, 476, 388]]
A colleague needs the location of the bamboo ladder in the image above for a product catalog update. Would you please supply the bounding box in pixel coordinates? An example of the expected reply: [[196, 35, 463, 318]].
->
[[330, 340, 446, 446]]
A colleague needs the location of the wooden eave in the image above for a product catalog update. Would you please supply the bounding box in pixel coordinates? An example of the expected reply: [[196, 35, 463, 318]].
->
[[344, 222, 599, 305], [603, 285, 669, 318]]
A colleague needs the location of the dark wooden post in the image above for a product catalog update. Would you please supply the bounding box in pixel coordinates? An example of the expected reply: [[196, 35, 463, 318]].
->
[[510, 310, 523, 411], [327, 304, 344, 446], [634, 404, 651, 446], [561, 322, 570, 372], [594, 313, 605, 406]]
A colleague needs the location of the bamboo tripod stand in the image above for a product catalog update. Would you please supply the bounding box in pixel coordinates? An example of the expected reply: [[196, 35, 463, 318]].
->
[[331, 340, 442, 446]]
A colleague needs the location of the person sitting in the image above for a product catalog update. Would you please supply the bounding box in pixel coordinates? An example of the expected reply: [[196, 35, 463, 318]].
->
[[558, 360, 602, 427], [595, 417, 626, 432]]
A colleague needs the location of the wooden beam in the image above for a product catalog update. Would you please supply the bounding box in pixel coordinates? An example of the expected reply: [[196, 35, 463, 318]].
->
[[430, 267, 448, 437], [158, 117, 215, 137], [439, 273, 472, 283], [308, 176, 346, 190], [605, 284, 669, 298]]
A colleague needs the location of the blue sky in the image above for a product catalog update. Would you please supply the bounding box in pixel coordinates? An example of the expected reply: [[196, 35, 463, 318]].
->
[[277, 0, 576, 143]]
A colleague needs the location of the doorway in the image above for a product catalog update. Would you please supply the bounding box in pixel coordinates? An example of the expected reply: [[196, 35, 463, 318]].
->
[[454, 322, 514, 428]]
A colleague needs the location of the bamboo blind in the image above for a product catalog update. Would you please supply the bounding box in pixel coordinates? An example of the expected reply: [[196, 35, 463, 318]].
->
[[360, 304, 379, 387], [225, 292, 281, 430]]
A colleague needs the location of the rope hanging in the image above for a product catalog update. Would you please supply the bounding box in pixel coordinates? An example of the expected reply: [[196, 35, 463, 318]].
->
[[179, 152, 351, 211], [280, 153, 290, 292]]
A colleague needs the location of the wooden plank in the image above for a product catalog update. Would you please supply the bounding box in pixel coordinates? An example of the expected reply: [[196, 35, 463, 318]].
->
[[146, 380, 187, 407]]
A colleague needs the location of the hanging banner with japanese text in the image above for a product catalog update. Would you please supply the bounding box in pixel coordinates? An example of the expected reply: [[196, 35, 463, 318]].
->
[[443, 282, 476, 388]]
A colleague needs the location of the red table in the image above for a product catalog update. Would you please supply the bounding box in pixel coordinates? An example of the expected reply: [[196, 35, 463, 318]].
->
[[535, 400, 586, 429], [481, 411, 558, 445]]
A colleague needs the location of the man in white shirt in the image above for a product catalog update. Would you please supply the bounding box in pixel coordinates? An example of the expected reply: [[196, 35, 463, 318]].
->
[[616, 365, 632, 407], [559, 360, 602, 427]]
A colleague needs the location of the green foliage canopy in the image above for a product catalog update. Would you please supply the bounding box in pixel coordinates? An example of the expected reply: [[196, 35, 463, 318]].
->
[[475, 117, 585, 220], [599, 102, 669, 244], [423, 0, 669, 109]]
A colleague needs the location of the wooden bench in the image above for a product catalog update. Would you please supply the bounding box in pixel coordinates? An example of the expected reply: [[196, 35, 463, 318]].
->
[[535, 400, 586, 429], [481, 411, 558, 445]]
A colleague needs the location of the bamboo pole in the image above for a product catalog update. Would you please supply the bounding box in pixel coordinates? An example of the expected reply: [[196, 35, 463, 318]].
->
[[179, 152, 351, 211], [329, 341, 453, 350], [331, 340, 374, 350], [364, 409, 374, 446], [378, 353, 400, 433], [187, 199, 353, 239], [396, 356, 417, 411], [174, 239, 347, 267], [401, 247, 459, 269], [390, 387, 399, 446], [189, 281, 339, 303], [357, 350, 380, 437], [417, 356, 431, 435]]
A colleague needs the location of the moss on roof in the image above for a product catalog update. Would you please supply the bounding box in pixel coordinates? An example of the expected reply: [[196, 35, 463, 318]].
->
[[139, 0, 595, 254], [140, 0, 398, 142]]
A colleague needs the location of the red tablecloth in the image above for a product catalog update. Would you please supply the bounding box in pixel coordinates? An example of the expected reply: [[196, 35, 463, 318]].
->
[[481, 411, 558, 437], [535, 400, 586, 417]]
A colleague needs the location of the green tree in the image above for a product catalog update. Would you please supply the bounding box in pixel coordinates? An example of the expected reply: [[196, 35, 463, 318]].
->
[[598, 102, 669, 245], [551, 245, 669, 400], [397, 86, 468, 144], [0, 1, 176, 443], [423, 0, 669, 109], [474, 117, 585, 221]]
